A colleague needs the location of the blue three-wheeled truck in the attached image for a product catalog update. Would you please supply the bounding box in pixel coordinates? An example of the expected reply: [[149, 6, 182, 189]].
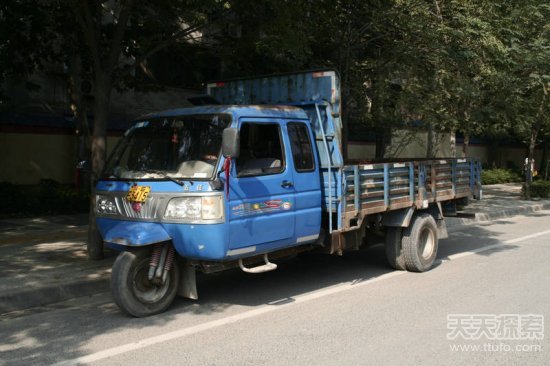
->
[[95, 70, 482, 317]]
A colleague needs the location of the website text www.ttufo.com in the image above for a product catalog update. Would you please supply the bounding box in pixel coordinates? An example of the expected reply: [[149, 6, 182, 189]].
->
[[447, 314, 545, 353], [449, 343, 542, 353]]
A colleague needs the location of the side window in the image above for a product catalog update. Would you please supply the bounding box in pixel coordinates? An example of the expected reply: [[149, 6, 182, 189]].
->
[[288, 122, 314, 172], [237, 123, 285, 177]]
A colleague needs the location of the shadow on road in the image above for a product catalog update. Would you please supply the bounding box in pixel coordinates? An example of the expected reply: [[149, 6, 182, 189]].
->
[[0, 222, 525, 365]]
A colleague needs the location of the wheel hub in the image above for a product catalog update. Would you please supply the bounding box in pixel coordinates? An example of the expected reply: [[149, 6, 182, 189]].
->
[[420, 228, 435, 260], [132, 258, 170, 304]]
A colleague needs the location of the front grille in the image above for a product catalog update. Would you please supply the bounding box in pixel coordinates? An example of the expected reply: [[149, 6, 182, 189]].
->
[[115, 195, 167, 220], [96, 191, 225, 224]]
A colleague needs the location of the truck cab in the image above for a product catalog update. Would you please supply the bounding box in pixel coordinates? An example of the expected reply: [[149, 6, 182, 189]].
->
[[97, 105, 321, 262]]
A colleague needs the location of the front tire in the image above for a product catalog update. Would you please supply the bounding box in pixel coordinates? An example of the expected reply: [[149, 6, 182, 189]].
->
[[402, 214, 439, 272], [111, 248, 179, 317]]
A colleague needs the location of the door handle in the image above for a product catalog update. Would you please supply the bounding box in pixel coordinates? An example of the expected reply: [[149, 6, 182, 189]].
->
[[281, 180, 294, 188]]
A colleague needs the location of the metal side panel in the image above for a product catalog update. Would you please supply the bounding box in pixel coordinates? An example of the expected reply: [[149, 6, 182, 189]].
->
[[207, 70, 340, 112]]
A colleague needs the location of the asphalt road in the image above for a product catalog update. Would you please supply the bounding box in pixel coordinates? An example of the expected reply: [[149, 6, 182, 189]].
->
[[1, 212, 549, 366]]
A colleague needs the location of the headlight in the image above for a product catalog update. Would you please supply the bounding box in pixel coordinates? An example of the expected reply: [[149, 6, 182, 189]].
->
[[96, 195, 118, 214], [201, 196, 224, 220], [164, 196, 224, 221]]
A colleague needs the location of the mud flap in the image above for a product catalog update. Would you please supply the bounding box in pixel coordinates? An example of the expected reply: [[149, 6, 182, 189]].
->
[[437, 218, 449, 240], [177, 259, 198, 300], [330, 231, 345, 256]]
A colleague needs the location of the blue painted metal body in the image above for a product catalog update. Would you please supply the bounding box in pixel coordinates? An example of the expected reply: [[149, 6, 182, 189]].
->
[[208, 71, 345, 232], [96, 105, 322, 261], [96, 70, 482, 263]]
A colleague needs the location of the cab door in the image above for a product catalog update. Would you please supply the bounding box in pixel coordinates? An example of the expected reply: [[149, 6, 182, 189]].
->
[[227, 119, 296, 254], [286, 121, 321, 243]]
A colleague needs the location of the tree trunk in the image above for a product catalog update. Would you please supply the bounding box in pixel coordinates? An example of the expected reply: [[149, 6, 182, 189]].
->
[[462, 133, 470, 158], [375, 127, 386, 159], [339, 24, 353, 162], [524, 125, 538, 200], [87, 73, 112, 260], [72, 1, 134, 260], [450, 129, 456, 157], [426, 123, 435, 158], [68, 53, 91, 192], [541, 140, 549, 180], [373, 87, 386, 159], [341, 95, 349, 161]]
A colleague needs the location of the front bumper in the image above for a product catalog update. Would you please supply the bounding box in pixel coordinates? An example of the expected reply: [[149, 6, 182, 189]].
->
[[98, 219, 172, 246], [96, 217, 229, 260]]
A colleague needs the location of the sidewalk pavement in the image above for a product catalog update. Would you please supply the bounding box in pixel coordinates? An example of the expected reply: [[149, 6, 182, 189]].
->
[[1, 184, 549, 315]]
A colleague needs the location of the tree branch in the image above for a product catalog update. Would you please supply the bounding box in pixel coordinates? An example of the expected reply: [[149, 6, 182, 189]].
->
[[73, 1, 101, 72], [131, 8, 231, 70], [106, 0, 134, 71], [134, 23, 203, 66], [433, 0, 443, 21]]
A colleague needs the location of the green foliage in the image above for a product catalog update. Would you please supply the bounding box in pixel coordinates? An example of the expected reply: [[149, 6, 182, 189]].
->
[[220, 0, 550, 161], [482, 168, 522, 185], [527, 180, 550, 198], [0, 181, 89, 218], [2, 0, 549, 180]]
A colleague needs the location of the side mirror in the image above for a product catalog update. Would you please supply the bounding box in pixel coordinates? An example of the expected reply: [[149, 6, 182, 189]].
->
[[222, 128, 240, 158]]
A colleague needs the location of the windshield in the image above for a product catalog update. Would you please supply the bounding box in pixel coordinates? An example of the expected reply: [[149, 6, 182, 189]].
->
[[103, 114, 230, 180]]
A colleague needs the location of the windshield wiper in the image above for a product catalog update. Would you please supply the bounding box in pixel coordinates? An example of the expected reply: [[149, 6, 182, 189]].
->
[[143, 169, 185, 186]]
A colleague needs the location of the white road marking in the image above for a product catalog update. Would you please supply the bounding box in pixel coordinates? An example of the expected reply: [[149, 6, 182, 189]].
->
[[54, 229, 550, 366], [446, 228, 550, 261], [503, 229, 550, 244]]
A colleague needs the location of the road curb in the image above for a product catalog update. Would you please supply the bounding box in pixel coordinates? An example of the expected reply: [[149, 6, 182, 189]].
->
[[473, 202, 550, 222], [0, 277, 110, 314], [446, 202, 550, 230]]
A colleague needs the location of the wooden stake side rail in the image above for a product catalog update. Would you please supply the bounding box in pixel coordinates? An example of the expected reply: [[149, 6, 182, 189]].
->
[[340, 158, 482, 229]]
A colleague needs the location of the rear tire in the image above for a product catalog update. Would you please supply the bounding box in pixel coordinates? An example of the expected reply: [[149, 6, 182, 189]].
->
[[402, 214, 438, 272], [385, 227, 406, 270], [111, 248, 179, 317]]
